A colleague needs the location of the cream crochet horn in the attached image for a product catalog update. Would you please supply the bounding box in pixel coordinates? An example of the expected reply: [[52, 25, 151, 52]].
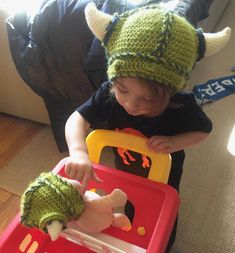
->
[[84, 2, 112, 41], [204, 27, 231, 57], [84, 2, 231, 59]]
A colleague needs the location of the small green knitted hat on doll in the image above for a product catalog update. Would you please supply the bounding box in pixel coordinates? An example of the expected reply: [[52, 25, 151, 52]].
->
[[85, 3, 231, 91], [20, 172, 84, 232]]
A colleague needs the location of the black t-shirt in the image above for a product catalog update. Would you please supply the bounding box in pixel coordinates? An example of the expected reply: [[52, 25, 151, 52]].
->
[[77, 82, 212, 188]]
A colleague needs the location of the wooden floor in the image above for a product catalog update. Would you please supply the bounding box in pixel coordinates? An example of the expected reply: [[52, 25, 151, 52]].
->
[[0, 113, 44, 234]]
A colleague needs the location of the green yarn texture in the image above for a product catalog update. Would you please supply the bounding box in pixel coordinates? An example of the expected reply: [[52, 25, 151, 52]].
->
[[20, 172, 85, 232], [105, 5, 199, 91]]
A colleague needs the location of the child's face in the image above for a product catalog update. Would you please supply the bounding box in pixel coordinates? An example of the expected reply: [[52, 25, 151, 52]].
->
[[112, 77, 172, 117]]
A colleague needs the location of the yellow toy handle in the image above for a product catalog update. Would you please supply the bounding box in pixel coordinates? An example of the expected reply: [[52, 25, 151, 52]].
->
[[86, 129, 171, 183]]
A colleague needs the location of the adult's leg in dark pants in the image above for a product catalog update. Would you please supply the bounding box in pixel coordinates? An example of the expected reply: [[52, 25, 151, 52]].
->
[[165, 217, 178, 253], [165, 151, 185, 252]]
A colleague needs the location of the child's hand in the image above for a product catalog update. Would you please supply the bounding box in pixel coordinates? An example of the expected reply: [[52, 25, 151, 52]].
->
[[147, 132, 210, 153], [65, 153, 102, 195], [146, 135, 175, 153]]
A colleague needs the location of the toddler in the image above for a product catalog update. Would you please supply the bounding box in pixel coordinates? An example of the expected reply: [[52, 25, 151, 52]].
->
[[65, 3, 231, 252]]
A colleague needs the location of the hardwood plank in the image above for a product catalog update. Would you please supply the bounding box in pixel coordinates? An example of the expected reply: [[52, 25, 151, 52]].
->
[[0, 192, 20, 234], [0, 113, 45, 167], [0, 188, 12, 205]]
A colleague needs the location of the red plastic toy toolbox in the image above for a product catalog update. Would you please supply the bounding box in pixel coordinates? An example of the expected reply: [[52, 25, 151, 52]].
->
[[0, 130, 180, 253]]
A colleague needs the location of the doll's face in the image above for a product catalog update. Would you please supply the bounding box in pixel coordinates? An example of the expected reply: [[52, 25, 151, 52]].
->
[[112, 77, 172, 117]]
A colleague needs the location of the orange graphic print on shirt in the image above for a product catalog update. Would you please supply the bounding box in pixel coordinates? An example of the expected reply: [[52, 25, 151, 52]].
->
[[115, 128, 150, 168]]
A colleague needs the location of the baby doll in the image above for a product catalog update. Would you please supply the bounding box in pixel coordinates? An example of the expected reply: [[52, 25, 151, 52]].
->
[[20, 172, 131, 241]]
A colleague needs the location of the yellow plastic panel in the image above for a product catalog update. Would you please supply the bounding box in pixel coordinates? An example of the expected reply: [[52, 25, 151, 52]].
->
[[86, 130, 171, 183]]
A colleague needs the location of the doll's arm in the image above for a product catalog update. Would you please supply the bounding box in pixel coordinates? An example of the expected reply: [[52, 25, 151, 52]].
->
[[85, 189, 128, 213]]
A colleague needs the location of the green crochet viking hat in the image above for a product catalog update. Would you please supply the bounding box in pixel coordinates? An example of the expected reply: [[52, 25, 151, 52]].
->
[[85, 3, 231, 91], [20, 172, 85, 232]]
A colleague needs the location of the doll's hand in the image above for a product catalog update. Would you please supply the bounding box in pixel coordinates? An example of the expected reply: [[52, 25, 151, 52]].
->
[[65, 153, 102, 195], [146, 135, 176, 153]]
